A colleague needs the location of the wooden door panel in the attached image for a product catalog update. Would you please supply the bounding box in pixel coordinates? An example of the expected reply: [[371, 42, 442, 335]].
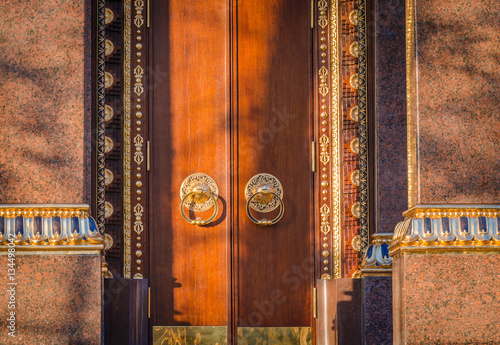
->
[[150, 0, 230, 326], [235, 0, 313, 327]]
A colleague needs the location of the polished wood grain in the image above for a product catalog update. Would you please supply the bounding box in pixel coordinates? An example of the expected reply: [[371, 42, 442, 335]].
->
[[150, 0, 230, 327], [234, 0, 313, 327]]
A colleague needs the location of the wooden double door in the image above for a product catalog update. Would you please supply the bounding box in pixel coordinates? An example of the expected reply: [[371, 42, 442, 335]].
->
[[150, 0, 315, 343]]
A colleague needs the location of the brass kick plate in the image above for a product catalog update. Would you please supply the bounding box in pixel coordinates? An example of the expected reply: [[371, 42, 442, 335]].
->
[[153, 326, 227, 345]]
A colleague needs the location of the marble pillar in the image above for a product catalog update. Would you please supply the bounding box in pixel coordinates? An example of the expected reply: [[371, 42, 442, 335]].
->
[[390, 0, 500, 343]]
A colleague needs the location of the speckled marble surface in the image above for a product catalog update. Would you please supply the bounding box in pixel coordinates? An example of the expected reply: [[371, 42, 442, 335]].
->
[[0, 0, 90, 204], [362, 277, 392, 345], [0, 254, 101, 344], [375, 0, 407, 233], [393, 253, 500, 344], [414, 0, 500, 204]]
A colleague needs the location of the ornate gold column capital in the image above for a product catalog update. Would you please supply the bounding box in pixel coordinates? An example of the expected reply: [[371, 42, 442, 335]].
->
[[358, 233, 393, 277], [389, 205, 500, 259]]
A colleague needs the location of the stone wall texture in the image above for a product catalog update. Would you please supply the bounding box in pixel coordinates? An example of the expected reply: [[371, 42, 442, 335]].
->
[[412, 0, 500, 204], [0, 254, 102, 344], [0, 0, 90, 204], [393, 253, 500, 344]]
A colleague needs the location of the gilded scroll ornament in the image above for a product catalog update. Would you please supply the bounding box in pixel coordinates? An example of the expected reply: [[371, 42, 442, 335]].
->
[[320, 205, 331, 235], [134, 65, 144, 96], [319, 134, 330, 165], [318, 0, 328, 28], [318, 66, 329, 97], [330, 0, 341, 279], [133, 203, 144, 235], [134, 134, 144, 164], [123, 0, 132, 278], [134, 0, 144, 28], [104, 233, 114, 251]]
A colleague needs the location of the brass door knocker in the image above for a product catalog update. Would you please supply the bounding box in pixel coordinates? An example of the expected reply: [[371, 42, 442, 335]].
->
[[245, 173, 284, 226], [180, 173, 219, 226]]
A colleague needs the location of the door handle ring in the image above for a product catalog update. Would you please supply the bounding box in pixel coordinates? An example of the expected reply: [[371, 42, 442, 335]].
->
[[180, 173, 219, 226], [180, 189, 218, 226], [246, 190, 284, 226], [244, 173, 284, 226]]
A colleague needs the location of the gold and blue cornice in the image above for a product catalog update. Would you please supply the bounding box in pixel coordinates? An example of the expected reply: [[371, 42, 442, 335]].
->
[[359, 233, 393, 277], [0, 205, 103, 249], [389, 205, 500, 258]]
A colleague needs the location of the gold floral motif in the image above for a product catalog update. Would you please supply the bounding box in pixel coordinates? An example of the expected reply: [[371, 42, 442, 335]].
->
[[349, 105, 359, 122], [350, 170, 360, 186], [104, 136, 114, 153], [104, 233, 114, 251], [319, 134, 330, 165], [105, 201, 114, 219], [318, 66, 329, 97], [104, 168, 114, 186], [105, 8, 115, 25], [349, 10, 358, 26], [134, 65, 144, 96], [321, 273, 332, 280], [351, 235, 361, 252], [320, 205, 331, 235], [351, 202, 361, 219], [133, 203, 144, 235], [105, 39, 114, 56], [349, 73, 359, 90], [105, 72, 114, 89], [318, 0, 328, 28], [349, 41, 359, 58], [330, 0, 341, 279], [134, 273, 143, 279], [104, 104, 114, 121], [134, 0, 145, 28], [350, 137, 359, 155], [134, 134, 144, 164]]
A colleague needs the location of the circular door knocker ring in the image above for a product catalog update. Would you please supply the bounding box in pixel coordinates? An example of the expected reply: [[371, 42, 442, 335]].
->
[[180, 173, 219, 226], [244, 173, 284, 226], [246, 190, 284, 226]]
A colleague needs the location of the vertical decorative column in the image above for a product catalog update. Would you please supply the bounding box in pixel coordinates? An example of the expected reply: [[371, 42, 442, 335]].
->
[[390, 0, 500, 344]]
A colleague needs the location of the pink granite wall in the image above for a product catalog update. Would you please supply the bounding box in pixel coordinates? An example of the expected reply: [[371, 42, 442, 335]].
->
[[412, 0, 500, 204], [0, 0, 91, 204], [393, 253, 500, 344], [0, 254, 102, 344]]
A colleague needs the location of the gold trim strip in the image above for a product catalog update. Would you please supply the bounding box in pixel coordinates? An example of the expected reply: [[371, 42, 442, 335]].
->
[[238, 327, 312, 345], [404, 205, 500, 218], [330, 0, 341, 279], [406, 0, 418, 207], [0, 245, 102, 254], [123, 0, 132, 278], [153, 327, 227, 345]]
